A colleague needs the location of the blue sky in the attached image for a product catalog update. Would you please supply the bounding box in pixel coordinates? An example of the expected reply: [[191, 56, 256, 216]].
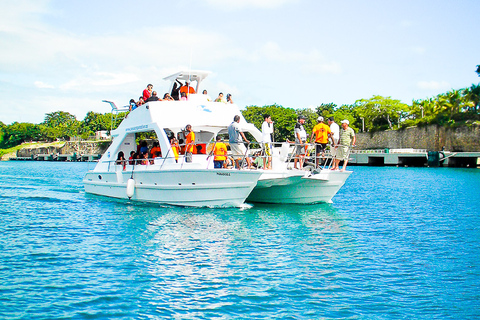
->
[[1, 0, 479, 124]]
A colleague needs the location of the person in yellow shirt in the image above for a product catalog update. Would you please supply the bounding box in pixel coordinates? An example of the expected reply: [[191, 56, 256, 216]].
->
[[170, 135, 179, 162], [310, 116, 332, 167], [185, 124, 195, 162], [209, 135, 228, 168]]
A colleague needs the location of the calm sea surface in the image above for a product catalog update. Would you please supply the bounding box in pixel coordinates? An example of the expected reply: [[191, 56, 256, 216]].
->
[[0, 161, 479, 319]]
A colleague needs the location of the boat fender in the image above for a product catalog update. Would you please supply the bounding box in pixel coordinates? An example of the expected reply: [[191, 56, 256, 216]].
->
[[126, 178, 135, 198]]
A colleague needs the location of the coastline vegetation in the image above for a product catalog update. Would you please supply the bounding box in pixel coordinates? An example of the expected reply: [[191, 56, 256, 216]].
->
[[1, 79, 479, 151]]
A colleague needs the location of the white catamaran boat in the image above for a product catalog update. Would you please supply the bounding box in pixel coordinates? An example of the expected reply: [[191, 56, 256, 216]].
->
[[83, 71, 262, 207], [83, 70, 351, 206]]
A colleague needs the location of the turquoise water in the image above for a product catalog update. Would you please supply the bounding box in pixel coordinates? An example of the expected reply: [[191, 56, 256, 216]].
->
[[0, 161, 479, 319]]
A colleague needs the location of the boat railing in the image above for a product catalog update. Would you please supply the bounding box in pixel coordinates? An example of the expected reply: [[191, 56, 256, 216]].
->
[[247, 141, 353, 171], [102, 100, 130, 133], [107, 140, 353, 172]]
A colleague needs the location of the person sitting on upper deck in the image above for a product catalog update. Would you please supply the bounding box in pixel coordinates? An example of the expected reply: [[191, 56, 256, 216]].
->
[[146, 91, 161, 102], [163, 93, 174, 101], [202, 90, 212, 101], [143, 84, 153, 102], [137, 97, 145, 106], [215, 92, 226, 103], [171, 80, 182, 100], [180, 80, 195, 96], [180, 92, 188, 101], [129, 99, 137, 111], [226, 93, 234, 104]]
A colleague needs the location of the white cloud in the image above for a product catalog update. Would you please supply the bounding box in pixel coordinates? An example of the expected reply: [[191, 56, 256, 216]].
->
[[417, 80, 450, 91], [258, 42, 341, 75], [409, 46, 426, 55], [34, 81, 55, 89], [204, 0, 298, 9]]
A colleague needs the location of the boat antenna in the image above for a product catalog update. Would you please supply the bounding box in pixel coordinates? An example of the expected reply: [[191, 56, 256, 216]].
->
[[188, 47, 193, 89]]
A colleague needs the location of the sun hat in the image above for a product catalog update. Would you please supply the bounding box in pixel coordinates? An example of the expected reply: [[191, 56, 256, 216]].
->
[[341, 119, 349, 124]]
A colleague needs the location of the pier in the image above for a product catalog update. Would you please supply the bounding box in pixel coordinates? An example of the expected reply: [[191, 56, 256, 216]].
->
[[9, 153, 101, 162], [349, 149, 480, 167]]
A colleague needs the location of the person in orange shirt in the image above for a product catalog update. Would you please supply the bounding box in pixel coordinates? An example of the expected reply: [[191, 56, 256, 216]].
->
[[150, 141, 162, 158], [210, 136, 228, 168], [179, 80, 196, 96], [310, 116, 332, 167], [185, 124, 195, 162]]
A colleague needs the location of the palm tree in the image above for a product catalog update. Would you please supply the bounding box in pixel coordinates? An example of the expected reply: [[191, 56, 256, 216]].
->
[[436, 90, 463, 119], [464, 84, 480, 113]]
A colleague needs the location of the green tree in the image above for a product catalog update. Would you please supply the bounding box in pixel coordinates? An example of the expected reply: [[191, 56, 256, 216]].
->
[[464, 84, 480, 113], [80, 112, 114, 137], [0, 122, 48, 148], [476, 65, 480, 77], [242, 104, 298, 142], [315, 103, 337, 119], [354, 96, 408, 131], [43, 111, 80, 140]]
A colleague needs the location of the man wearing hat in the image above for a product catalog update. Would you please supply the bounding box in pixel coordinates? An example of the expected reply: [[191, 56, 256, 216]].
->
[[310, 116, 332, 168], [294, 115, 307, 169], [180, 80, 196, 96], [335, 119, 356, 171]]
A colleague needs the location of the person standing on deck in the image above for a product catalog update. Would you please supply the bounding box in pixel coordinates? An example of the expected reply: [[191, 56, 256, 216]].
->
[[328, 116, 340, 170], [209, 135, 228, 169], [180, 80, 195, 97], [334, 120, 356, 171], [294, 115, 307, 170], [185, 124, 195, 163], [261, 114, 273, 170], [228, 115, 253, 169], [310, 116, 332, 168]]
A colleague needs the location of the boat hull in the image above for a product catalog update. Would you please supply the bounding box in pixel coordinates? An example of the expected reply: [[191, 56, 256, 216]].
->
[[246, 169, 352, 204], [83, 168, 261, 207]]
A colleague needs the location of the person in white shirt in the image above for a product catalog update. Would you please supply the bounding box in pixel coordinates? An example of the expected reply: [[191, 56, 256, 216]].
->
[[328, 116, 340, 170], [261, 114, 274, 169]]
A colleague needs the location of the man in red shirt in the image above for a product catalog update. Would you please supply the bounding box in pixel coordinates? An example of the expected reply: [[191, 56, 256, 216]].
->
[[142, 84, 153, 102]]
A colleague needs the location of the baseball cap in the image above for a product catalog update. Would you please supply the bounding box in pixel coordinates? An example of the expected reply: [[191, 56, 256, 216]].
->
[[341, 119, 349, 124], [297, 115, 306, 120], [317, 116, 324, 122]]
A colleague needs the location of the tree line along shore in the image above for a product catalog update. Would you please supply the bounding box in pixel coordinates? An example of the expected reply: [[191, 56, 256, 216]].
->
[[1, 78, 479, 156]]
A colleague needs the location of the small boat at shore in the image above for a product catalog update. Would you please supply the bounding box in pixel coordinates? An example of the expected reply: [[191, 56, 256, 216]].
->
[[83, 70, 351, 206]]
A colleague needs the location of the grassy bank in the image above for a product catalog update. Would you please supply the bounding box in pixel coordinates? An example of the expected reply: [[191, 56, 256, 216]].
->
[[0, 141, 65, 159]]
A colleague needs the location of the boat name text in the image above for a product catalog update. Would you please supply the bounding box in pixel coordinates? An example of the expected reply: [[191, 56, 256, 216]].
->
[[126, 125, 148, 132], [216, 172, 230, 177]]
